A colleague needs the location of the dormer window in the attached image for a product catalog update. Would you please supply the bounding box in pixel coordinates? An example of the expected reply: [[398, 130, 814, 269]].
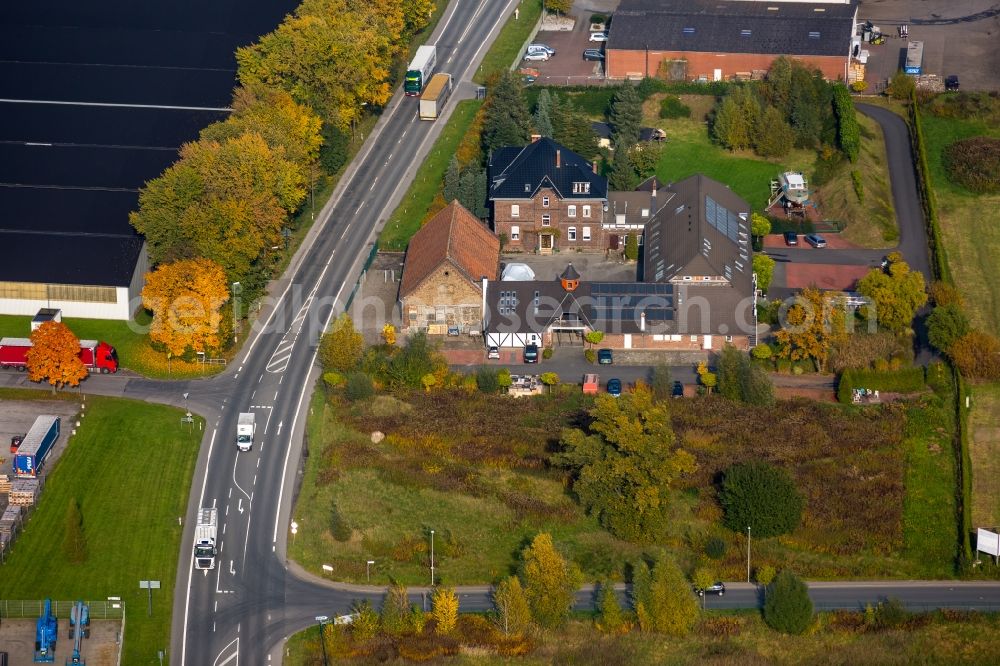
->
[[524, 184, 531, 192], [572, 182, 590, 194]]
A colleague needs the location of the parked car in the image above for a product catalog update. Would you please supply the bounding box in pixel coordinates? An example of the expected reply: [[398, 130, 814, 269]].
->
[[589, 32, 608, 42], [597, 348, 613, 365], [524, 50, 549, 62], [695, 582, 726, 596], [487, 346, 500, 360], [804, 233, 827, 248], [523, 343, 539, 363], [607, 378, 622, 397], [945, 75, 960, 91], [783, 231, 798, 246], [671, 381, 684, 398], [583, 48, 605, 61], [528, 43, 556, 55]]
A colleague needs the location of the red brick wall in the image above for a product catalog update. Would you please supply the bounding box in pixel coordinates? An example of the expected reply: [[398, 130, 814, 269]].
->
[[492, 187, 607, 252], [607, 49, 846, 82]]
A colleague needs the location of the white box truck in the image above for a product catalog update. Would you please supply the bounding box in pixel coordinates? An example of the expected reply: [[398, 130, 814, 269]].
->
[[237, 412, 255, 451], [193, 508, 218, 570]]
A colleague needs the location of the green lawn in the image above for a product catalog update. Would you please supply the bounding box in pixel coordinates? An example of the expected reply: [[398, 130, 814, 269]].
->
[[969, 383, 1000, 529], [474, 0, 543, 84], [921, 113, 1000, 330], [0, 395, 202, 664], [0, 313, 226, 380], [379, 99, 483, 251], [901, 379, 959, 575]]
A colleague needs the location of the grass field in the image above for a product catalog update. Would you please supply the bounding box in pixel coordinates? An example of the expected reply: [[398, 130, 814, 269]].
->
[[970, 383, 1000, 529], [379, 100, 483, 251], [474, 0, 543, 84], [901, 381, 960, 575], [284, 608, 1000, 665], [0, 396, 202, 664], [922, 112, 1000, 329]]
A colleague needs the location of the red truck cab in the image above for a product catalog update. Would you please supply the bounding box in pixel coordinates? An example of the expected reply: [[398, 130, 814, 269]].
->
[[79, 340, 119, 373]]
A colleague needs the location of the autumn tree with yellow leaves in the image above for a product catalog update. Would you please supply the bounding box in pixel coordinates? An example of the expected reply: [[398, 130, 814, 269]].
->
[[27, 321, 88, 393], [774, 286, 850, 371], [431, 586, 459, 634], [142, 258, 231, 357]]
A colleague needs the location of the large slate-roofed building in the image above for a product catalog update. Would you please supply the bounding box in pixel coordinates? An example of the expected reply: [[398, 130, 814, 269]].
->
[[607, 0, 858, 82]]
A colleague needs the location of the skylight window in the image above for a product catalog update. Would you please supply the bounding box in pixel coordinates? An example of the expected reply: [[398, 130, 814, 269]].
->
[[809, 31, 821, 39], [740, 29, 751, 37], [682, 27, 695, 35]]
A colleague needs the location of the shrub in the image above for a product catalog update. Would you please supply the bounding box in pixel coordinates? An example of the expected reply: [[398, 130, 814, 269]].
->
[[344, 371, 374, 401], [833, 84, 860, 162], [764, 570, 813, 634], [585, 349, 596, 364], [888, 70, 915, 100], [851, 169, 864, 203], [927, 304, 970, 353], [719, 461, 803, 538], [873, 597, 909, 630], [323, 371, 345, 389], [704, 536, 726, 560], [635, 76, 667, 99], [542, 347, 553, 359], [659, 95, 691, 119], [850, 80, 867, 93], [750, 345, 772, 360], [949, 330, 1000, 379], [625, 233, 639, 260], [476, 367, 500, 393], [943, 137, 1000, 193], [329, 502, 352, 541]]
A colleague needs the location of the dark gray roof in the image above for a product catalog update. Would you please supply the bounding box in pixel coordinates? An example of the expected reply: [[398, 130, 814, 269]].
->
[[488, 137, 608, 201], [485, 278, 755, 336], [0, 231, 143, 286], [607, 185, 676, 227], [643, 174, 753, 294], [609, 0, 857, 57]]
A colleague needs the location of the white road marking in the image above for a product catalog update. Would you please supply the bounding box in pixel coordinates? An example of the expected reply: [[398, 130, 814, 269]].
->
[[181, 428, 217, 665], [211, 637, 239, 666]]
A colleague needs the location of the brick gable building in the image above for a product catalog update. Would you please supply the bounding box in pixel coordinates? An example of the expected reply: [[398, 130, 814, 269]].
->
[[488, 137, 608, 254], [399, 201, 499, 334]]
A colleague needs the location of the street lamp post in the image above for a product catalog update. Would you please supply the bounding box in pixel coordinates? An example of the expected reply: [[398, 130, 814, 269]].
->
[[747, 526, 751, 583], [366, 559, 375, 583], [430, 530, 435, 587]]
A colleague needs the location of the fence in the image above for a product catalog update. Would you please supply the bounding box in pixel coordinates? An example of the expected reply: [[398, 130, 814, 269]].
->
[[343, 241, 380, 312], [0, 598, 124, 619]]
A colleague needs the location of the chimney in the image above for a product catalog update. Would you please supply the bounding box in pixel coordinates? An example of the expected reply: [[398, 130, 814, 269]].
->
[[530, 134, 541, 143], [640, 311, 646, 332], [482, 277, 489, 330], [555, 149, 561, 168]]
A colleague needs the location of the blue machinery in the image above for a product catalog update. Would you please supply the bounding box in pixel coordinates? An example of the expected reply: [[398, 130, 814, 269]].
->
[[66, 601, 90, 665], [33, 599, 57, 662]]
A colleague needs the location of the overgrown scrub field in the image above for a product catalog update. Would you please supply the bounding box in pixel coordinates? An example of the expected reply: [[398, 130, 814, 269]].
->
[[921, 96, 1000, 329], [285, 609, 1000, 665], [0, 396, 202, 664], [0, 313, 222, 379], [293, 379, 958, 584]]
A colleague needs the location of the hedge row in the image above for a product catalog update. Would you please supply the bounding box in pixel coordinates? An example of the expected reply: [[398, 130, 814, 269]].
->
[[956, 369, 974, 563], [837, 367, 926, 403], [907, 93, 952, 283]]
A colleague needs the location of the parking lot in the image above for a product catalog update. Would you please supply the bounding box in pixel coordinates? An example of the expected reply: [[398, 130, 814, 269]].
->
[[521, 13, 608, 85], [859, 0, 1000, 91], [0, 617, 120, 665]]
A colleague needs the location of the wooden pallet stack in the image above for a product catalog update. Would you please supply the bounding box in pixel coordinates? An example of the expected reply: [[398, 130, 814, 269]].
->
[[9, 478, 40, 506], [0, 473, 11, 494], [0, 504, 22, 535]]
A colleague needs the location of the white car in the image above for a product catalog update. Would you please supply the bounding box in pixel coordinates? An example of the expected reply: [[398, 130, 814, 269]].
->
[[524, 50, 549, 61], [589, 32, 608, 42], [528, 43, 555, 55]]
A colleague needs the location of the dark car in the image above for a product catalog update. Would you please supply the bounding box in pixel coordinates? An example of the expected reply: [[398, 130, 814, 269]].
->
[[597, 348, 613, 364], [671, 381, 684, 398], [945, 75, 960, 91], [607, 378, 622, 397], [583, 48, 605, 61], [783, 231, 798, 246], [695, 582, 726, 596], [804, 233, 827, 248], [523, 343, 539, 363]]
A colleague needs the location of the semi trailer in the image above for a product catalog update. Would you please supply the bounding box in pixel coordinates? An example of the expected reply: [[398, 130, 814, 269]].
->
[[13, 415, 60, 478], [0, 337, 118, 373]]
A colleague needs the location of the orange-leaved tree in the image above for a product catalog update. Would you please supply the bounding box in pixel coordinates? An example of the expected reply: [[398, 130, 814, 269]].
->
[[27, 321, 88, 393], [142, 257, 231, 357]]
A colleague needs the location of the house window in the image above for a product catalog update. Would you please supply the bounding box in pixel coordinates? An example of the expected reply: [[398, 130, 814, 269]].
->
[[542, 214, 551, 226], [683, 276, 692, 281], [510, 225, 520, 240], [572, 182, 590, 194], [542, 196, 550, 207], [582, 226, 591, 241], [725, 335, 733, 343], [568, 227, 577, 241], [583, 205, 591, 218], [567, 205, 577, 218], [641, 208, 650, 217], [511, 204, 520, 218], [690, 335, 698, 343]]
